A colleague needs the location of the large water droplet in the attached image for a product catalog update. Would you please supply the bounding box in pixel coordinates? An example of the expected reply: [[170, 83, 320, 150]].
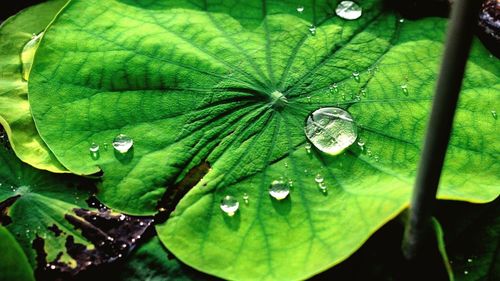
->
[[21, 32, 43, 81], [112, 134, 133, 153], [335, 1, 362, 20], [305, 107, 358, 155], [297, 6, 304, 13], [220, 195, 239, 216], [269, 179, 290, 200]]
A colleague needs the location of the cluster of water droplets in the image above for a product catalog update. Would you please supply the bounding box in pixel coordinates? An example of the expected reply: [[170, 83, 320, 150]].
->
[[298, 1, 362, 35], [89, 134, 133, 159]]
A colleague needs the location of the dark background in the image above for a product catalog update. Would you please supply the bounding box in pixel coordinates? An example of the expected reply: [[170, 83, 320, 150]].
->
[[1, 0, 45, 22]]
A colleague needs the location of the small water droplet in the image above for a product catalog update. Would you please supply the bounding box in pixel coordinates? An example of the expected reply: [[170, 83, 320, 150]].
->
[[360, 88, 367, 97], [305, 142, 312, 154], [297, 6, 304, 13], [50, 265, 56, 270], [308, 25, 316, 35], [329, 83, 338, 93], [357, 139, 365, 150], [335, 1, 362, 20], [374, 155, 380, 162], [284, 162, 288, 168], [119, 214, 126, 221], [464, 270, 469, 275], [243, 193, 249, 204], [314, 174, 324, 183], [318, 182, 327, 192], [400, 83, 409, 95], [491, 110, 497, 119], [269, 179, 290, 200], [304, 107, 358, 155], [288, 179, 293, 187], [352, 71, 360, 82], [467, 258, 473, 263], [307, 96, 312, 103], [21, 32, 43, 81], [112, 134, 133, 153], [220, 195, 239, 216], [399, 18, 405, 23]]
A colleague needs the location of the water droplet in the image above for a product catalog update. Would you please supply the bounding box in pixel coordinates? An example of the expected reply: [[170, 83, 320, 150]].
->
[[360, 88, 367, 97], [314, 173, 324, 183], [329, 83, 338, 93], [335, 1, 362, 20], [50, 265, 56, 270], [352, 71, 360, 82], [284, 162, 288, 168], [305, 142, 312, 154], [21, 32, 43, 81], [297, 6, 304, 13], [269, 179, 290, 200], [400, 83, 409, 95], [288, 179, 294, 187], [318, 182, 327, 192], [399, 18, 405, 23], [243, 193, 249, 204], [464, 270, 469, 275], [357, 139, 365, 150], [89, 143, 99, 153], [220, 195, 239, 216], [307, 96, 312, 103], [374, 155, 380, 162], [119, 214, 126, 221], [308, 25, 316, 35], [304, 107, 358, 155], [467, 258, 473, 263], [491, 110, 497, 119], [112, 134, 133, 153]]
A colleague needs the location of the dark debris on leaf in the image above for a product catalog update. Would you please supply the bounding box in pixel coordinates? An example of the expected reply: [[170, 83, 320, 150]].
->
[[33, 201, 154, 280], [477, 0, 500, 57], [0, 195, 20, 226], [156, 161, 211, 223]]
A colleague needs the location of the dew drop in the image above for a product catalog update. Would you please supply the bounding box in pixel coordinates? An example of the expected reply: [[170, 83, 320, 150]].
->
[[21, 32, 43, 81], [335, 1, 362, 20], [304, 142, 312, 154], [314, 173, 324, 183], [329, 83, 338, 93], [112, 134, 133, 153], [400, 83, 409, 95], [318, 182, 327, 192], [304, 107, 358, 155], [308, 25, 316, 35], [357, 139, 365, 150], [352, 71, 360, 82], [467, 258, 473, 263], [243, 193, 249, 204], [89, 143, 99, 153], [464, 270, 469, 275], [50, 265, 56, 270], [269, 179, 290, 200], [399, 18, 405, 23], [297, 6, 304, 13], [288, 179, 294, 187], [491, 110, 497, 119], [220, 195, 239, 216]]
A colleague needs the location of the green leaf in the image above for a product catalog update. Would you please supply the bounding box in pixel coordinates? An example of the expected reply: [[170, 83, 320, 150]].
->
[[0, 226, 34, 281], [120, 236, 216, 281], [0, 0, 68, 172], [432, 217, 455, 281], [0, 146, 153, 276], [27, 0, 499, 280], [0, 145, 93, 268]]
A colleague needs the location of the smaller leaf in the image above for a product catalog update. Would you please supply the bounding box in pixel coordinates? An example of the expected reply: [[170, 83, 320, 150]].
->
[[0, 226, 34, 281]]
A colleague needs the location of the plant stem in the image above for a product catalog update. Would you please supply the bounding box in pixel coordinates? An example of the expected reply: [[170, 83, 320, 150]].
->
[[402, 0, 482, 260]]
